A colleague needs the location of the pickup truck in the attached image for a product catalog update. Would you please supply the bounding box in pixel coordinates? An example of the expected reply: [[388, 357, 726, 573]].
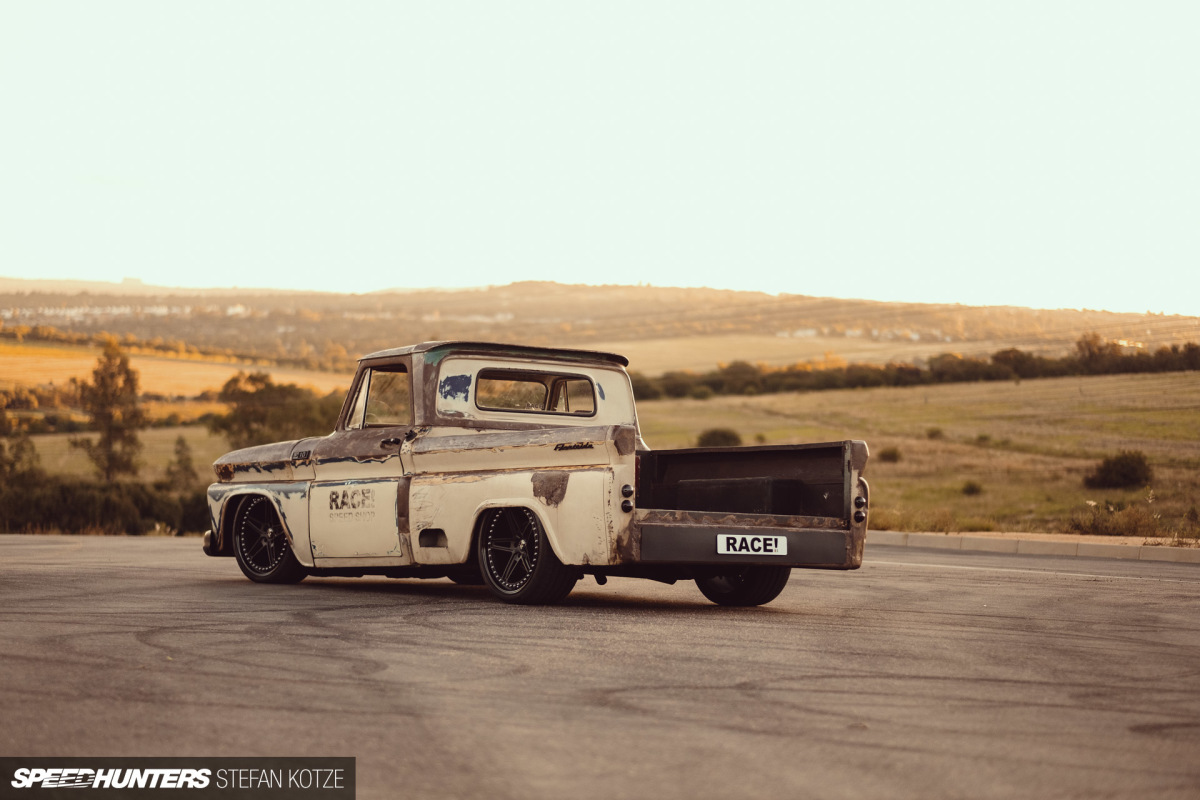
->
[[203, 341, 870, 606]]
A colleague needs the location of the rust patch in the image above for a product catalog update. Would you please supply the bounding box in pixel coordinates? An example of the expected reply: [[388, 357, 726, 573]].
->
[[614, 520, 640, 562], [532, 471, 569, 507], [613, 425, 636, 456], [215, 463, 235, 482]]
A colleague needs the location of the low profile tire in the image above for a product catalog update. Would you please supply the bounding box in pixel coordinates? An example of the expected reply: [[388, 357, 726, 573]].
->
[[232, 496, 307, 584], [696, 566, 791, 607], [477, 507, 578, 605]]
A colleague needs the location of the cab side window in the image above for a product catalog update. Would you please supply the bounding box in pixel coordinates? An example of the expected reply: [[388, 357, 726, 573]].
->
[[346, 366, 412, 429]]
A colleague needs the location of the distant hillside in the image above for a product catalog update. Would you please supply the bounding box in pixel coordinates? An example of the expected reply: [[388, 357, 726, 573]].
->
[[2, 278, 1197, 375]]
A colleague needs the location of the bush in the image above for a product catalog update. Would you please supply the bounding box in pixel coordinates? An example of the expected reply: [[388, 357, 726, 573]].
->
[[961, 480, 983, 496], [878, 447, 902, 463], [1084, 451, 1154, 489], [628, 371, 662, 401], [926, 427, 945, 440], [0, 477, 208, 535], [696, 428, 742, 447], [1069, 500, 1160, 537]]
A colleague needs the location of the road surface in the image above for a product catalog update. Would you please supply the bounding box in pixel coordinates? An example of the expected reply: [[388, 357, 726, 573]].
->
[[2, 535, 1198, 799]]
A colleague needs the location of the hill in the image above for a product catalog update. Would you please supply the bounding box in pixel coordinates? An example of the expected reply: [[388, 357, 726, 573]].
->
[[3, 278, 1198, 377]]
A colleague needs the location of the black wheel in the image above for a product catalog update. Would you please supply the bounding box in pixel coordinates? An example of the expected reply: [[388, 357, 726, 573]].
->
[[696, 566, 791, 606], [232, 496, 307, 584], [477, 507, 578, 604]]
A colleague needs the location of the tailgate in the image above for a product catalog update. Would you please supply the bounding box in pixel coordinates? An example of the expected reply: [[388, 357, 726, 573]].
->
[[632, 441, 870, 570]]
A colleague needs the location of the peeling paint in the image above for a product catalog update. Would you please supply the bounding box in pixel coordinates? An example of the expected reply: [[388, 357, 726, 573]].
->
[[439, 374, 472, 401], [532, 471, 569, 507], [613, 425, 636, 457]]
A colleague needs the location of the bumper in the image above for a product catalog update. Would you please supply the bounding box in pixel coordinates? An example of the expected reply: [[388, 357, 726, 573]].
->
[[631, 509, 866, 570]]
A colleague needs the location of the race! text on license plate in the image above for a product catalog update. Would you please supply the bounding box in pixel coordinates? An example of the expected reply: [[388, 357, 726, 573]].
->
[[716, 534, 788, 556]]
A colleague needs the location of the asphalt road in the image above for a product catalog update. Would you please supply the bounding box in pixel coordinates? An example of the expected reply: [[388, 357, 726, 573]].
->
[[3, 535, 1199, 800]]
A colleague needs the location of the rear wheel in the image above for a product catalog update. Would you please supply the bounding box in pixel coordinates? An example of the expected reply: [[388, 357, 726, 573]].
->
[[477, 507, 577, 604], [232, 496, 307, 584], [696, 566, 791, 606]]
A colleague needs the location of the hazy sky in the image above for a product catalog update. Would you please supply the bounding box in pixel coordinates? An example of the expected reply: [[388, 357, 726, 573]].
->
[[2, 2, 1196, 314]]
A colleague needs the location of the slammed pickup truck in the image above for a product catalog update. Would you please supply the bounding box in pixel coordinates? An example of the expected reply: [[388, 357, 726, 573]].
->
[[203, 341, 870, 605]]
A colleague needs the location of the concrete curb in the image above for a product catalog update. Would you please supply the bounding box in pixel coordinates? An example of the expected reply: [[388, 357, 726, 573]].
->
[[866, 531, 1200, 564]]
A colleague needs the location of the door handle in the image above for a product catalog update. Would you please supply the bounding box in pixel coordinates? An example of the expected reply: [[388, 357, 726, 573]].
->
[[381, 437, 403, 447]]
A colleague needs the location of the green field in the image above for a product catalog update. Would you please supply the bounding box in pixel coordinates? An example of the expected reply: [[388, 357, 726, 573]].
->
[[636, 371, 1200, 535], [29, 426, 237, 485], [25, 371, 1200, 537]]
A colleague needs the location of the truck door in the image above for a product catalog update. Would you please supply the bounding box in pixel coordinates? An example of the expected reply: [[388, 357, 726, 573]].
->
[[307, 363, 414, 560]]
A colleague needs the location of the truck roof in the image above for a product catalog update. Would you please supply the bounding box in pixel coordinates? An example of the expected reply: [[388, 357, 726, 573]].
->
[[360, 340, 630, 368]]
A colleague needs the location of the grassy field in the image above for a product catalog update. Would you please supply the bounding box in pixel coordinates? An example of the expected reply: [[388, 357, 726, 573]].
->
[[636, 371, 1200, 536], [0, 341, 352, 397], [22, 371, 1200, 537], [30, 426, 237, 484]]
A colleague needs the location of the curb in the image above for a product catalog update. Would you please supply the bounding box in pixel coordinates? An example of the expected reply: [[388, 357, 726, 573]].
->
[[866, 531, 1200, 564]]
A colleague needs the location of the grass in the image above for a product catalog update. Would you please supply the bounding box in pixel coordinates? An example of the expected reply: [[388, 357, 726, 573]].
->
[[30, 426, 233, 484], [636, 371, 1200, 535]]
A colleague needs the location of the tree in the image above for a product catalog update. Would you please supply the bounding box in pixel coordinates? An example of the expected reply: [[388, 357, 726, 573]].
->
[[164, 435, 200, 491], [207, 371, 342, 450], [70, 340, 147, 481], [0, 432, 42, 482]]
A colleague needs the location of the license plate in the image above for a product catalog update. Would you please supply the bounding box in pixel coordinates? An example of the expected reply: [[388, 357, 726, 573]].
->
[[716, 533, 788, 556]]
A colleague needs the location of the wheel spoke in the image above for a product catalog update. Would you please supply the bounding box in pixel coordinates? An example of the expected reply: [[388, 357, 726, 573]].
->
[[246, 535, 270, 560], [500, 552, 522, 584]]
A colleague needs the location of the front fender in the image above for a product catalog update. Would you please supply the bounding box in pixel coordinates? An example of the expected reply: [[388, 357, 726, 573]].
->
[[205, 482, 314, 567]]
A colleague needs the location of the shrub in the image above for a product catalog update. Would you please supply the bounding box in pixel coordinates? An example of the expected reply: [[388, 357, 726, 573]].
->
[[878, 447, 902, 463], [696, 428, 742, 447], [689, 385, 714, 400], [1084, 451, 1153, 489], [961, 480, 983, 496], [926, 427, 945, 440], [1069, 500, 1160, 537], [0, 477, 209, 535]]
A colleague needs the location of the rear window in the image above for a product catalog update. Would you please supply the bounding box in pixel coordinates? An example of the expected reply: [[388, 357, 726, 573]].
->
[[476, 369, 596, 416]]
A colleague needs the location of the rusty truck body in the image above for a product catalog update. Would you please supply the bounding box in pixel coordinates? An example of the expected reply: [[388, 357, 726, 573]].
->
[[202, 341, 870, 605]]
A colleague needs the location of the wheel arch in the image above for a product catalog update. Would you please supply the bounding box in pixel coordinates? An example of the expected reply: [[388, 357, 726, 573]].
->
[[468, 500, 568, 565], [214, 490, 299, 558]]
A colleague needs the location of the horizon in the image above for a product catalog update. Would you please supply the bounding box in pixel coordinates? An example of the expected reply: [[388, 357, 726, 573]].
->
[[2, 274, 1196, 319], [2, 3, 1197, 316]]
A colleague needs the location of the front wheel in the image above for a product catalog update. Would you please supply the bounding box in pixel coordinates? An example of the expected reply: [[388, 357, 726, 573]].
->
[[477, 507, 578, 604], [232, 496, 307, 584], [696, 566, 791, 606]]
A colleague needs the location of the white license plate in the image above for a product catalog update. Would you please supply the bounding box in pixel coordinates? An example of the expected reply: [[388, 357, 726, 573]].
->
[[716, 533, 788, 556]]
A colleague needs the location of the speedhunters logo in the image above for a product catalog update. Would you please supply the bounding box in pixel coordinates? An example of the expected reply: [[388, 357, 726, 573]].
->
[[11, 769, 210, 789], [1, 758, 353, 798]]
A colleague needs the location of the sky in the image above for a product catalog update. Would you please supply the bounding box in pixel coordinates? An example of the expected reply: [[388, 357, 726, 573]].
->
[[1, 2, 1197, 315]]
